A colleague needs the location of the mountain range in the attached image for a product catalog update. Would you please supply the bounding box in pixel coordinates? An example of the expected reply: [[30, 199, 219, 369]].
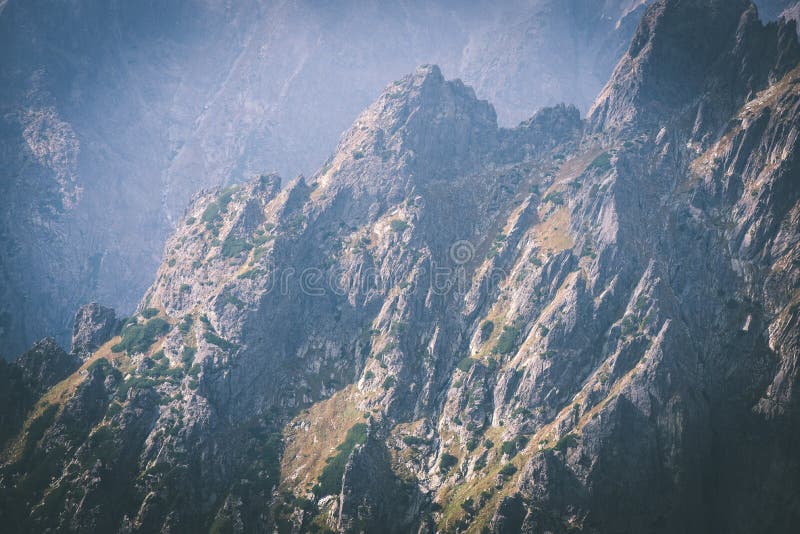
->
[[1, 0, 800, 532]]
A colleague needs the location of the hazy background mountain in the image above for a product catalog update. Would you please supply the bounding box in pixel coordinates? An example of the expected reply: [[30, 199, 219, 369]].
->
[[0, 0, 793, 357]]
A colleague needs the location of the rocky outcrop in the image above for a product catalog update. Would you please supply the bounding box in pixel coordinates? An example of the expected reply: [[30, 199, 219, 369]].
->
[[0, 359, 33, 447], [71, 303, 120, 355], [337, 432, 424, 533], [16, 337, 79, 394], [0, 336, 78, 451]]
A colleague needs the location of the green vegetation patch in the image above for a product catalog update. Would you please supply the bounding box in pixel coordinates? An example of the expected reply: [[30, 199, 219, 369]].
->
[[439, 452, 458, 473], [221, 237, 253, 258], [554, 433, 579, 452], [501, 435, 529, 458], [87, 357, 116, 376], [542, 191, 565, 206], [253, 234, 273, 246], [201, 202, 221, 224], [181, 346, 196, 366], [402, 435, 429, 447], [382, 375, 396, 389], [217, 186, 237, 210], [499, 463, 518, 477], [178, 316, 193, 334], [112, 318, 170, 354], [456, 357, 477, 373], [479, 320, 494, 342], [316, 423, 368, 496], [203, 332, 239, 351], [588, 152, 612, 174], [492, 325, 520, 355], [116, 377, 159, 399], [390, 219, 409, 232], [222, 293, 245, 309], [142, 358, 184, 381], [141, 308, 159, 319]]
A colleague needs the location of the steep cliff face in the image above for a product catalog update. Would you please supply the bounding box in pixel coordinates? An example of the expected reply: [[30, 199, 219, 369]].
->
[[1, 1, 799, 533]]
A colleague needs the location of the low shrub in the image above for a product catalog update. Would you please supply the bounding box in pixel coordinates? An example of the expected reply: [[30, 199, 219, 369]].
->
[[390, 219, 409, 232], [554, 433, 579, 452], [221, 237, 252, 258], [382, 375, 396, 389], [479, 320, 494, 342], [178, 316, 193, 334], [588, 152, 612, 174], [402, 435, 428, 447], [203, 332, 239, 351], [542, 191, 564, 206], [141, 308, 159, 319], [439, 453, 458, 473], [493, 325, 520, 355], [456, 357, 476, 373], [474, 455, 487, 470], [499, 463, 517, 477], [181, 346, 196, 366], [201, 202, 220, 223], [111, 318, 170, 354], [501, 435, 529, 458]]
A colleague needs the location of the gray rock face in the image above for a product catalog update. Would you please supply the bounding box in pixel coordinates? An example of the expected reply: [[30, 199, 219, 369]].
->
[[71, 303, 120, 355], [15, 337, 79, 394], [0, 337, 79, 447], [590, 0, 800, 134], [1, 1, 799, 533], [338, 432, 424, 533]]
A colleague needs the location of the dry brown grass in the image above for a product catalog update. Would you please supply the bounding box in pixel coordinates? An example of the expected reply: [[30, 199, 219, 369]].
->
[[279, 385, 367, 495], [533, 206, 573, 254]]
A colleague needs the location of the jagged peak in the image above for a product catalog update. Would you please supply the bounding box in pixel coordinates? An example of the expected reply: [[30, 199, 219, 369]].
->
[[408, 63, 445, 86], [15, 337, 79, 393], [514, 103, 582, 136], [495, 103, 583, 163], [181, 173, 282, 218], [314, 64, 498, 187], [589, 0, 800, 137], [371, 63, 494, 137]]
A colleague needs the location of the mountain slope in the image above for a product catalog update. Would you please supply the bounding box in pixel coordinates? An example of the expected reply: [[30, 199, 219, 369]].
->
[[1, 1, 799, 533]]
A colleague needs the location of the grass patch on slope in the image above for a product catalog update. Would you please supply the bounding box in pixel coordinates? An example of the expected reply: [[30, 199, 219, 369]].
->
[[315, 422, 368, 496]]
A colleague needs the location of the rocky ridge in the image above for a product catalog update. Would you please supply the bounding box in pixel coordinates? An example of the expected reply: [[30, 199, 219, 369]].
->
[[0, 0, 661, 358]]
